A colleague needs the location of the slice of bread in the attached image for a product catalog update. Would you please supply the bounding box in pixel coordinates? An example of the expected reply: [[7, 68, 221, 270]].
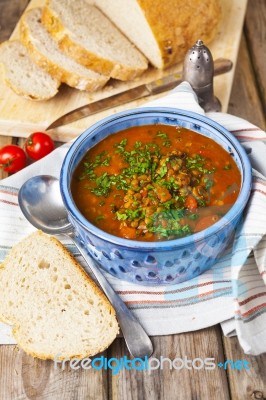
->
[[0, 231, 119, 360], [20, 8, 109, 92], [0, 41, 60, 100], [42, 0, 148, 81], [94, 0, 221, 69]]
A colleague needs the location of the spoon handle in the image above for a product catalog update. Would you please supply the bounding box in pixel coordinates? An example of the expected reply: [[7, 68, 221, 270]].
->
[[69, 234, 153, 359]]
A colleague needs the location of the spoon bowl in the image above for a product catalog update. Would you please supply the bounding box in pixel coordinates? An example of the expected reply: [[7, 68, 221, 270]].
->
[[18, 175, 72, 234]]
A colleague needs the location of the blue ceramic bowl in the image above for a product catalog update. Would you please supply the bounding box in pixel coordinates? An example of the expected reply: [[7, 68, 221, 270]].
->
[[60, 108, 252, 285]]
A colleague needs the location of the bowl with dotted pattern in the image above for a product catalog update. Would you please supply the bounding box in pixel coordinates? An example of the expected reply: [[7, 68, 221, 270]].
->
[[60, 108, 252, 285]]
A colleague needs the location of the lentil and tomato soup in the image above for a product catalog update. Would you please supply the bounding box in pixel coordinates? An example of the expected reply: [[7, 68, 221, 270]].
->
[[71, 125, 241, 241]]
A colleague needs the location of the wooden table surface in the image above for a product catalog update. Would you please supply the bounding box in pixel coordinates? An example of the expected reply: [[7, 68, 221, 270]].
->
[[0, 1, 265, 399]]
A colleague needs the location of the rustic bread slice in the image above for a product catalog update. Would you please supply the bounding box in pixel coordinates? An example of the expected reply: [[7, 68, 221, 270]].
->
[[42, 0, 148, 81], [0, 231, 119, 360], [0, 40, 59, 100], [94, 0, 221, 68], [20, 8, 109, 92]]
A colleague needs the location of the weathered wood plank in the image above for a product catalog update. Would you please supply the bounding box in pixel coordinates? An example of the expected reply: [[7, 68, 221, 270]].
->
[[1, 1, 266, 400], [0, 136, 14, 179], [224, 5, 266, 397], [0, 0, 29, 179], [245, 0, 266, 117], [222, 336, 266, 400], [109, 327, 230, 400], [0, 346, 109, 400], [0, 4, 108, 396], [228, 35, 266, 130], [0, 0, 248, 140], [0, 0, 29, 42]]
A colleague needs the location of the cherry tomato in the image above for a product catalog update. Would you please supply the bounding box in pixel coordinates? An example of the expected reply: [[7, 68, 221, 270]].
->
[[25, 132, 55, 160], [0, 145, 27, 173]]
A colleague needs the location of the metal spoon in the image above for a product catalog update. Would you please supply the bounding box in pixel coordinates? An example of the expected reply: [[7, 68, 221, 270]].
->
[[18, 175, 153, 359]]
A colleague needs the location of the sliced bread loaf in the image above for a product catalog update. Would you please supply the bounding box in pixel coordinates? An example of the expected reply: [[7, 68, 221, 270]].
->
[[0, 40, 60, 100], [94, 0, 221, 69], [20, 8, 109, 92], [0, 231, 119, 360], [42, 0, 148, 81]]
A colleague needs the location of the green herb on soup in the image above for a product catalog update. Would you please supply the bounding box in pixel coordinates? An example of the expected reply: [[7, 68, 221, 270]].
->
[[71, 125, 241, 241]]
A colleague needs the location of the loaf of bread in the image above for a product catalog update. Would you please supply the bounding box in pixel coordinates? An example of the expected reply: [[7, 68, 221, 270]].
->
[[42, 0, 148, 81], [0, 231, 119, 360], [20, 8, 109, 92], [0, 0, 221, 100], [94, 0, 221, 68], [0, 40, 60, 100]]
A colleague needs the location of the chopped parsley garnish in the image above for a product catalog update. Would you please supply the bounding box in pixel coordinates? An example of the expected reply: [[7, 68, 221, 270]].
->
[[188, 213, 199, 220], [186, 154, 215, 174], [148, 209, 191, 238], [95, 215, 105, 221], [224, 163, 232, 170], [156, 130, 172, 147], [75, 128, 234, 241], [116, 208, 145, 222], [204, 178, 214, 190], [115, 138, 128, 153], [81, 151, 111, 180]]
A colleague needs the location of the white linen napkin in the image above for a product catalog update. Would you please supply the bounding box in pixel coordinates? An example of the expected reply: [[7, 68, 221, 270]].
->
[[0, 82, 266, 355]]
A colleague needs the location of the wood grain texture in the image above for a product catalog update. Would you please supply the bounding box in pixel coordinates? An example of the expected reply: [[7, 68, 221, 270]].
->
[[0, 0, 266, 399], [0, 346, 109, 400], [245, 0, 266, 118], [108, 327, 230, 400], [0, 0, 247, 141], [0, 136, 13, 179], [0, 1, 109, 383], [222, 336, 266, 400], [225, 7, 266, 398], [0, 0, 29, 179], [0, 0, 29, 42], [228, 35, 266, 130]]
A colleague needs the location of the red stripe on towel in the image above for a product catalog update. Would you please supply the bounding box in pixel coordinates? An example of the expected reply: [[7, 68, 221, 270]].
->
[[117, 280, 231, 296], [238, 292, 266, 306]]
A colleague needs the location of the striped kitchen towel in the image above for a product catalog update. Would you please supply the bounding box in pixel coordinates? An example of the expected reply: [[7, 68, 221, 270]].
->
[[0, 82, 265, 355]]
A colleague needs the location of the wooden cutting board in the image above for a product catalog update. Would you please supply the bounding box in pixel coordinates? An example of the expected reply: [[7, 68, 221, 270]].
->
[[0, 0, 248, 142]]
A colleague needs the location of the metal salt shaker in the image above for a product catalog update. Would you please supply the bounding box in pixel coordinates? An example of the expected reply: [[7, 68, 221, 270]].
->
[[182, 39, 221, 112]]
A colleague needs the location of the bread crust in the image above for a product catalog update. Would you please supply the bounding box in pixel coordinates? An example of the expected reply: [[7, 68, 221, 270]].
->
[[136, 0, 221, 68], [0, 231, 119, 360], [41, 4, 147, 81], [0, 40, 60, 101], [20, 10, 109, 92]]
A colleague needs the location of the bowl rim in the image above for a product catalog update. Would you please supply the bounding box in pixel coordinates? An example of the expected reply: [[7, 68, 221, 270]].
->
[[60, 107, 252, 250]]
